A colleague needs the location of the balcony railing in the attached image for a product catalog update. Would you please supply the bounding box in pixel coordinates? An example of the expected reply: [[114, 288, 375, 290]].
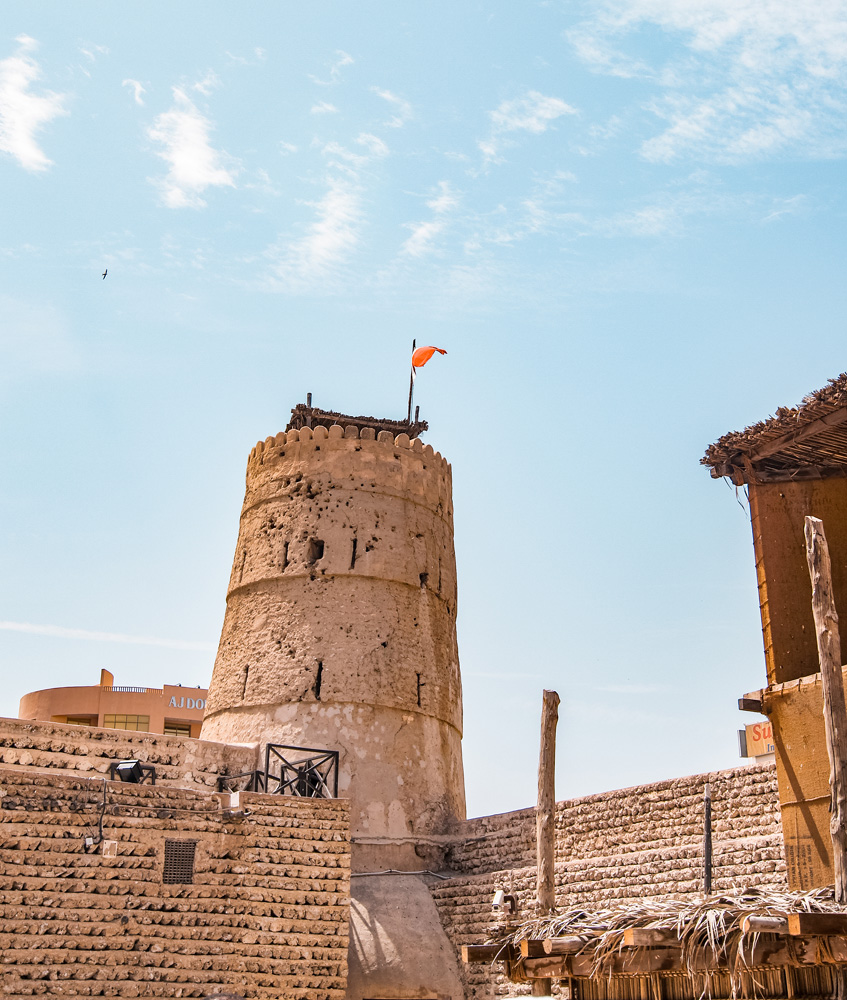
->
[[217, 743, 339, 799]]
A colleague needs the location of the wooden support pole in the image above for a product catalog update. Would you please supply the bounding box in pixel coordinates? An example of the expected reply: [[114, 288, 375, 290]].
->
[[703, 781, 712, 895], [406, 339, 416, 424], [536, 689, 560, 917], [805, 515, 847, 903]]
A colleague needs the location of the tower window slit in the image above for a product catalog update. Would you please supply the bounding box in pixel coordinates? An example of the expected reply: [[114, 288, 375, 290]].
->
[[314, 662, 323, 701], [307, 538, 325, 565], [350, 537, 357, 569], [281, 541, 289, 572]]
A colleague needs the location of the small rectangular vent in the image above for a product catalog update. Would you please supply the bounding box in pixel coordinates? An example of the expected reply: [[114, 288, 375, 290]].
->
[[163, 839, 197, 884]]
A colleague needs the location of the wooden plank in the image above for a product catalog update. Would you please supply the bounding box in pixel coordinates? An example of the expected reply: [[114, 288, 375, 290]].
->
[[521, 938, 822, 979], [805, 515, 847, 905], [788, 912, 847, 936], [738, 697, 764, 713], [740, 914, 789, 935], [461, 943, 515, 963], [520, 940, 550, 959], [623, 928, 681, 948], [536, 689, 559, 918], [542, 936, 596, 955]]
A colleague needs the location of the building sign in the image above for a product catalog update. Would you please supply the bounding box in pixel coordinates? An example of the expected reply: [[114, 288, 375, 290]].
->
[[168, 696, 206, 711], [745, 720, 774, 757]]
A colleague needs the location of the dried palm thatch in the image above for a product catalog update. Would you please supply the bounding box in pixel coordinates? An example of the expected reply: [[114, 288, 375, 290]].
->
[[494, 886, 843, 998]]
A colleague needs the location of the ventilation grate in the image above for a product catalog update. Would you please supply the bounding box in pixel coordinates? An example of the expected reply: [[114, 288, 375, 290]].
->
[[163, 839, 197, 884]]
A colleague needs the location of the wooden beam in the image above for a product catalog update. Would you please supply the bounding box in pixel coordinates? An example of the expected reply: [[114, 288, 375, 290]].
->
[[738, 696, 764, 713], [805, 515, 847, 905], [520, 940, 550, 959], [521, 937, 821, 980], [536, 689, 559, 917], [623, 928, 682, 948], [461, 943, 516, 963], [542, 936, 597, 955], [740, 915, 789, 935], [788, 912, 847, 937]]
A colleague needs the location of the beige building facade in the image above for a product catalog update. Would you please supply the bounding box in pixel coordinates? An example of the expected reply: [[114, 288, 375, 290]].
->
[[19, 668, 207, 737]]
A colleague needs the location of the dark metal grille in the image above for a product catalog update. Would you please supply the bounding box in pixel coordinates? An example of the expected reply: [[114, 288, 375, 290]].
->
[[163, 839, 197, 884]]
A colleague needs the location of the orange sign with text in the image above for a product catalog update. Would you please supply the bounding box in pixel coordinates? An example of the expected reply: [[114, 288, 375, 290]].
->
[[746, 720, 775, 757]]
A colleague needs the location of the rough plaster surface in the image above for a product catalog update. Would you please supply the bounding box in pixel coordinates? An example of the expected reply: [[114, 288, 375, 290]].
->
[[0, 767, 350, 998], [201, 426, 466, 845], [434, 764, 787, 999], [347, 875, 464, 1000]]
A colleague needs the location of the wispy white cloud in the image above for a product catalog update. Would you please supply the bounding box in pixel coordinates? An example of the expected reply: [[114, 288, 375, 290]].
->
[[0, 35, 68, 172], [147, 85, 238, 208], [122, 78, 146, 105], [225, 48, 266, 67], [309, 50, 354, 86], [79, 43, 109, 63], [0, 620, 214, 652], [570, 0, 847, 162], [761, 193, 807, 223], [264, 130, 389, 291], [191, 70, 220, 96], [267, 177, 362, 290], [311, 100, 339, 115], [372, 87, 412, 127], [479, 90, 577, 167], [401, 181, 459, 257]]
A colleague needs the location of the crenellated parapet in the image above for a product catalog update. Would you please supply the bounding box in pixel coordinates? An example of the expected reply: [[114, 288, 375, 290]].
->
[[248, 425, 452, 505]]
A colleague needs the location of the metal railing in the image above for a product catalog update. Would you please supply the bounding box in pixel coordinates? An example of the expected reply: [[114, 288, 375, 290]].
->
[[217, 743, 339, 799], [102, 686, 163, 694]]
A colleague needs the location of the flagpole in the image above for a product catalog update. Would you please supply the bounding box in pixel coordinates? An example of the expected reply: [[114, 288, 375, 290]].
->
[[406, 338, 416, 425]]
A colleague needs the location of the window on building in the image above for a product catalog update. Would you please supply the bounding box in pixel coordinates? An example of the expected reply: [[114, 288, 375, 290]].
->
[[163, 720, 192, 738], [64, 716, 97, 726], [103, 714, 150, 731]]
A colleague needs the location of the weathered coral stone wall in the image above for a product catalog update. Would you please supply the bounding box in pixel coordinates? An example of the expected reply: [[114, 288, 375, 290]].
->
[[434, 764, 786, 1000], [0, 717, 257, 791], [201, 424, 465, 851], [0, 767, 350, 999]]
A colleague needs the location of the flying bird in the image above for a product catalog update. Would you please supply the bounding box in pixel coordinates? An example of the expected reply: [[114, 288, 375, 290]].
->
[[102, 269, 108, 280]]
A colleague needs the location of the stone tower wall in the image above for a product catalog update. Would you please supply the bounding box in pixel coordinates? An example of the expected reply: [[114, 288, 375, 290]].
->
[[201, 423, 465, 849]]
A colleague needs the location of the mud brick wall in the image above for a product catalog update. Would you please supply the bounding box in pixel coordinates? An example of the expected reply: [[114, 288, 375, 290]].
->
[[435, 764, 786, 1000], [0, 718, 256, 791], [0, 768, 350, 999]]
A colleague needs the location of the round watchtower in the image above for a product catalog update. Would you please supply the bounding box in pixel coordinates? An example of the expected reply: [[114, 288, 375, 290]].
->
[[201, 418, 465, 857]]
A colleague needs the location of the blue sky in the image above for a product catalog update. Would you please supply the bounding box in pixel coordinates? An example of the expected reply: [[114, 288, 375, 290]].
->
[[1, 1, 845, 817]]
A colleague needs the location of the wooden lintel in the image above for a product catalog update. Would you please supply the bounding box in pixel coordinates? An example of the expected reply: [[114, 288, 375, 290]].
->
[[740, 915, 789, 935], [788, 912, 847, 937], [623, 928, 682, 948], [738, 696, 764, 713], [542, 935, 596, 955], [520, 940, 550, 959], [462, 943, 516, 963], [711, 461, 847, 485]]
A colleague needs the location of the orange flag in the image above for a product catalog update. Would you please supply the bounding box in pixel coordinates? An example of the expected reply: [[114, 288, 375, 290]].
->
[[412, 346, 447, 369]]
